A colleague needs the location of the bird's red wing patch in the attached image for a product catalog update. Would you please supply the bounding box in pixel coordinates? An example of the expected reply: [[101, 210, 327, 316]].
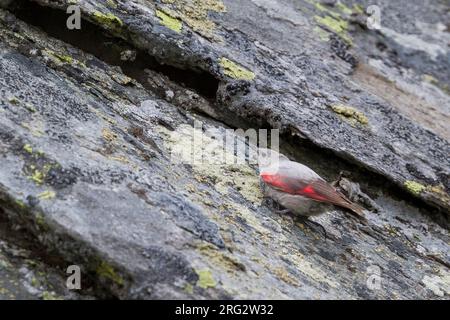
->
[[298, 179, 350, 205], [260, 173, 297, 193], [261, 173, 341, 202], [296, 184, 328, 201]]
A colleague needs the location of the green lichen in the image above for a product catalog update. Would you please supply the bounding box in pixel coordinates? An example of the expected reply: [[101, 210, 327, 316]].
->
[[156, 9, 182, 33], [352, 4, 364, 14], [219, 57, 255, 81], [21, 121, 45, 137], [422, 74, 439, 85], [314, 15, 351, 44], [314, 2, 340, 18], [15, 199, 26, 209], [426, 185, 449, 201], [111, 73, 133, 85], [422, 74, 450, 95], [53, 53, 73, 64], [24, 103, 37, 113], [106, 0, 118, 9], [158, 0, 226, 40], [24, 153, 54, 186], [91, 11, 123, 30], [23, 144, 33, 154], [196, 269, 216, 289], [316, 15, 346, 31], [37, 190, 56, 200], [197, 243, 246, 273], [184, 283, 194, 294], [404, 180, 426, 195], [7, 96, 20, 105], [96, 261, 124, 286], [271, 266, 299, 287], [336, 1, 353, 15], [35, 212, 47, 229], [102, 128, 118, 142], [313, 26, 330, 42], [41, 291, 62, 300], [331, 104, 369, 125], [42, 49, 73, 65], [30, 169, 45, 185]]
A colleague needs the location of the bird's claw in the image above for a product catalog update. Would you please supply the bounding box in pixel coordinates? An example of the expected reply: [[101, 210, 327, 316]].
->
[[296, 217, 329, 240]]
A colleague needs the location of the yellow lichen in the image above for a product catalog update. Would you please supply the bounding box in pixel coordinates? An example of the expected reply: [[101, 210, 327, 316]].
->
[[157, 0, 226, 40], [352, 4, 364, 14], [41, 291, 62, 300], [96, 261, 124, 286], [219, 57, 255, 81], [331, 104, 369, 125], [102, 128, 118, 143], [21, 121, 45, 137], [156, 9, 183, 33], [106, 0, 118, 9], [24, 103, 37, 113], [422, 74, 438, 85], [15, 199, 26, 209], [313, 26, 330, 42], [287, 251, 339, 288], [111, 73, 133, 85], [196, 269, 216, 289], [108, 155, 130, 164], [35, 213, 47, 229], [184, 283, 194, 294], [404, 180, 426, 195], [315, 15, 347, 33], [197, 243, 246, 273], [37, 190, 56, 200], [271, 266, 300, 287], [7, 96, 20, 105], [42, 49, 73, 65], [314, 15, 352, 44], [426, 185, 449, 199], [30, 170, 45, 185], [91, 11, 123, 30], [336, 1, 353, 15], [23, 144, 33, 154], [314, 2, 340, 18]]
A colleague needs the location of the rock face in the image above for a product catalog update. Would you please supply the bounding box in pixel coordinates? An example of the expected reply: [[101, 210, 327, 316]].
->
[[0, 0, 448, 299]]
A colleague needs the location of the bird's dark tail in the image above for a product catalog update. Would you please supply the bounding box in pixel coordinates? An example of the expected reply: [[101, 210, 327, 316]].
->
[[341, 201, 367, 222]]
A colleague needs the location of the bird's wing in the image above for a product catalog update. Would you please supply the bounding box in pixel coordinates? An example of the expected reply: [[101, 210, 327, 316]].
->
[[260, 172, 340, 202], [300, 179, 366, 217], [260, 172, 309, 194], [260, 165, 365, 218]]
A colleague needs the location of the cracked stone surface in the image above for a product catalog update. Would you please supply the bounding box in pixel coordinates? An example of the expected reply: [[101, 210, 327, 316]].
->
[[0, 0, 448, 299]]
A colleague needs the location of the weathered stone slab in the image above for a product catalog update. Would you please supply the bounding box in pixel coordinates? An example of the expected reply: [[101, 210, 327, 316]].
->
[[0, 0, 448, 299]]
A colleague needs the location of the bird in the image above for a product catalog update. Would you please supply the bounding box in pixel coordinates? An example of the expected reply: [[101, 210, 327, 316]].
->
[[258, 148, 366, 220]]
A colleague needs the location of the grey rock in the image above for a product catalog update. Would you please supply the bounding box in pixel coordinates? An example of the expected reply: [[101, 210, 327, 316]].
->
[[0, 0, 448, 300]]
